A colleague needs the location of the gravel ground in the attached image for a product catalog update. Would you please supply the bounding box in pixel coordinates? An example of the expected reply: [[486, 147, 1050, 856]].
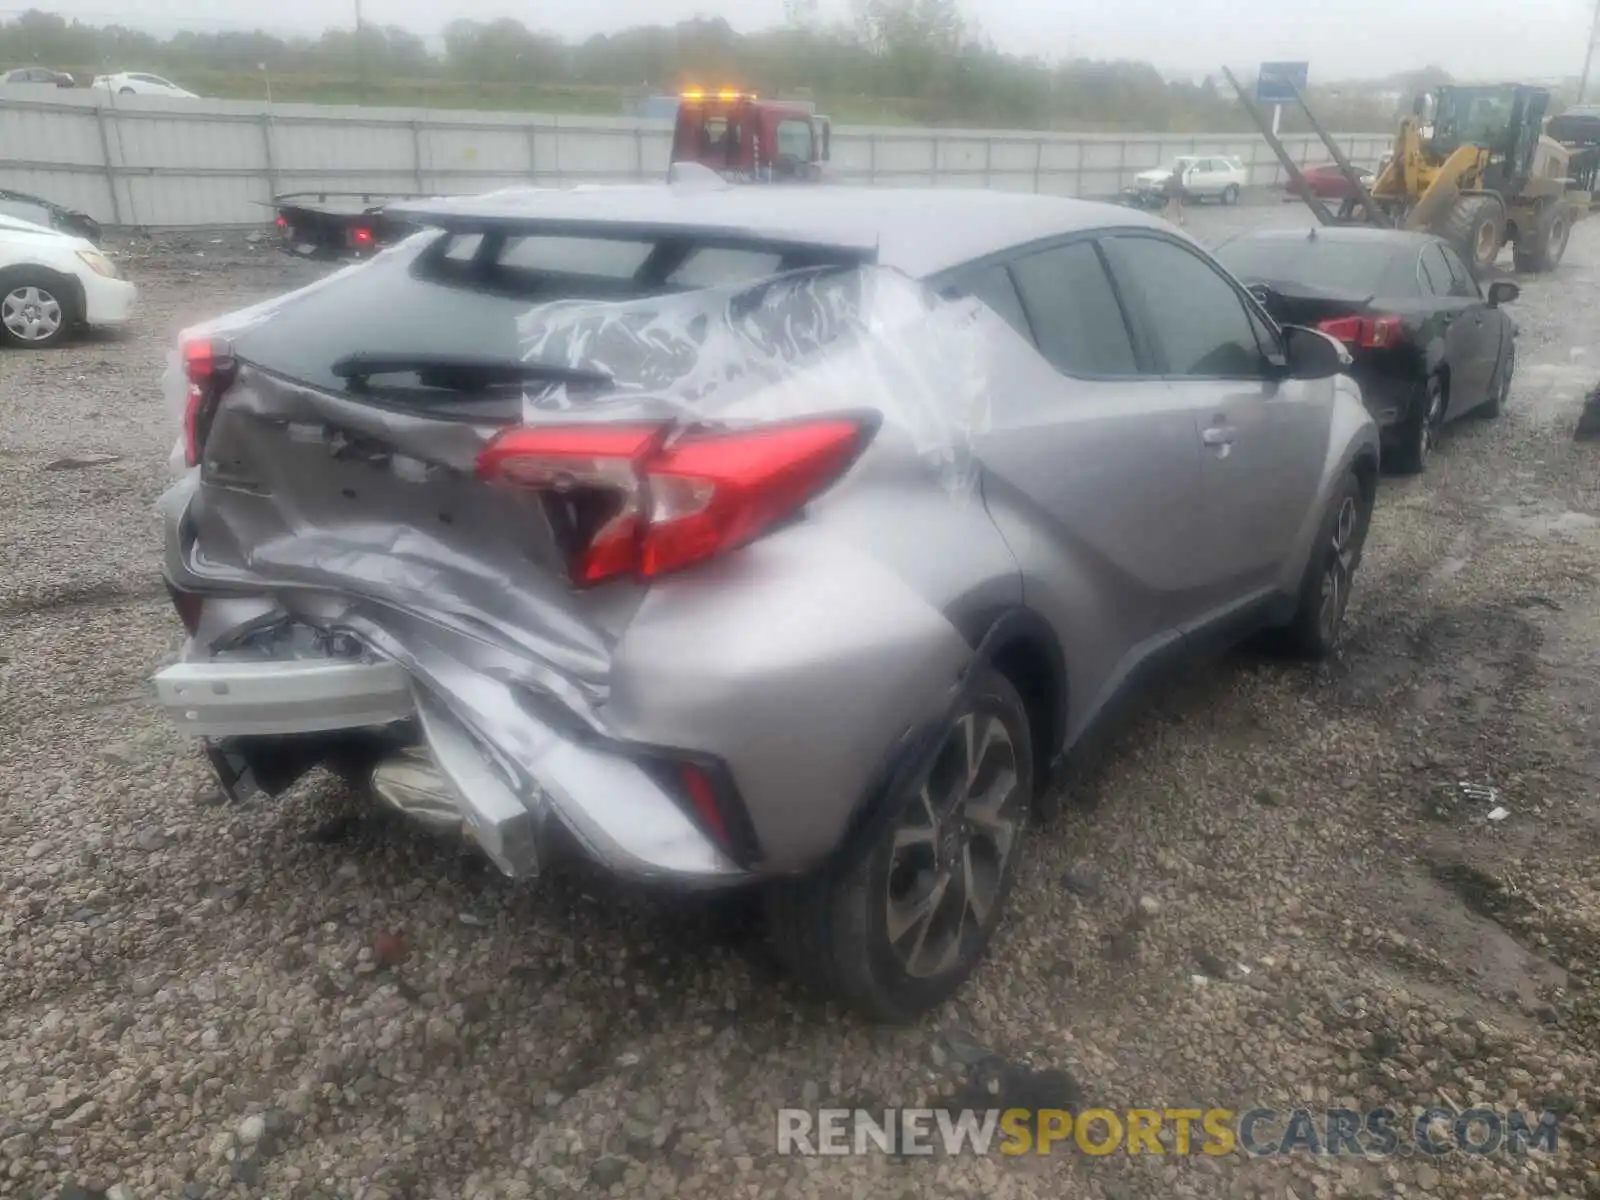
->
[[1, 207, 1598, 1200]]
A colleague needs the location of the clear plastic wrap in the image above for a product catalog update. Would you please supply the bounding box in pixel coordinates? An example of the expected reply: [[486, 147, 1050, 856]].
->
[[515, 265, 1004, 497]]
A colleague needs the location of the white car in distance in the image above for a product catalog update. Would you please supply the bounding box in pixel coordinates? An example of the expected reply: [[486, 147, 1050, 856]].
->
[[1133, 155, 1250, 205], [0, 214, 136, 348], [91, 72, 199, 99]]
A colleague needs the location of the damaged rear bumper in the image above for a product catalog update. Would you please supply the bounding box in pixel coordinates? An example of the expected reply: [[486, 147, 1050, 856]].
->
[[151, 640, 746, 886]]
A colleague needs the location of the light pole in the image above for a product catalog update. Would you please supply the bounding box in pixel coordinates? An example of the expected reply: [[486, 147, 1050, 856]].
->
[[1581, 0, 1600, 104]]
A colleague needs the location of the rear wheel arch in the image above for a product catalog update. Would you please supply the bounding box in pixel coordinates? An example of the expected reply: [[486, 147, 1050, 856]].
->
[[1349, 446, 1378, 508], [957, 605, 1068, 785]]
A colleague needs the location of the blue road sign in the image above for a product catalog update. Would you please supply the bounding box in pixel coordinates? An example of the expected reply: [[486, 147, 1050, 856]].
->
[[1256, 62, 1309, 105]]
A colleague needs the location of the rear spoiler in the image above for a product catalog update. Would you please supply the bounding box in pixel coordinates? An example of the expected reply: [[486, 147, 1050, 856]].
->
[[265, 190, 432, 215], [385, 190, 882, 264]]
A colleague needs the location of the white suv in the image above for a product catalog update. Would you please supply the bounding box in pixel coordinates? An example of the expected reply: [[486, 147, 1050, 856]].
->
[[1134, 155, 1249, 205]]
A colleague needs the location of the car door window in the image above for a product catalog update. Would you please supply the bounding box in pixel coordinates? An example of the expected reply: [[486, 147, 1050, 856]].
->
[[1008, 241, 1140, 377], [1438, 245, 1481, 298], [1418, 245, 1451, 296], [938, 262, 1034, 343], [1102, 234, 1267, 378]]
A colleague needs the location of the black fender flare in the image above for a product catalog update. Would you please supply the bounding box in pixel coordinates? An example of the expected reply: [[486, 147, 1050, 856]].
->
[[813, 605, 1067, 880]]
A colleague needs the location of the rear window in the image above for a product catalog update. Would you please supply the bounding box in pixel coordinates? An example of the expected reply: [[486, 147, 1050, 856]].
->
[[1215, 237, 1401, 296], [500, 235, 653, 279], [431, 231, 791, 292], [231, 230, 863, 390]]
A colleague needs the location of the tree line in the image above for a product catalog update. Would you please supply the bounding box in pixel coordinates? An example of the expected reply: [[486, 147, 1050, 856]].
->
[[0, 2, 1447, 131]]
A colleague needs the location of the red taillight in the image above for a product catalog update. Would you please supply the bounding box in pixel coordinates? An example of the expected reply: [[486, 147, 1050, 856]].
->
[[477, 415, 873, 586], [274, 214, 287, 229], [1317, 314, 1403, 349], [181, 337, 236, 468], [350, 226, 374, 248]]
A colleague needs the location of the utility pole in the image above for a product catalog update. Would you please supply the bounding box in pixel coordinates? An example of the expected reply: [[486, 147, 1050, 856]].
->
[[1581, 0, 1600, 104], [355, 0, 366, 104]]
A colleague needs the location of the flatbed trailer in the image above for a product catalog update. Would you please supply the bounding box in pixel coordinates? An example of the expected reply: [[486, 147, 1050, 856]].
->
[[269, 191, 427, 261]]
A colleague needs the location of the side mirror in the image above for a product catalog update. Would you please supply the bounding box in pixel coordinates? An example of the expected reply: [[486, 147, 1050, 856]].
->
[[1279, 324, 1350, 380], [1488, 280, 1520, 307]]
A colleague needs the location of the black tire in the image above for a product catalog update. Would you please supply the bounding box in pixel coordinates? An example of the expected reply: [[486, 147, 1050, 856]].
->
[[765, 665, 1035, 1023], [1482, 340, 1514, 419], [1222, 183, 1240, 206], [1438, 195, 1503, 276], [1280, 468, 1371, 659], [0, 272, 73, 349], [1512, 204, 1571, 273], [1389, 374, 1446, 475]]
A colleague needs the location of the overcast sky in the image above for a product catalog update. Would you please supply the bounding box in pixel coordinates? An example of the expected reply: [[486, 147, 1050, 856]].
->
[[31, 0, 1600, 81]]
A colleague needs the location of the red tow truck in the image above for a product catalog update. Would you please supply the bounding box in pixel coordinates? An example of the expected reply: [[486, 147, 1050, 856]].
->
[[669, 88, 835, 183], [271, 88, 835, 260]]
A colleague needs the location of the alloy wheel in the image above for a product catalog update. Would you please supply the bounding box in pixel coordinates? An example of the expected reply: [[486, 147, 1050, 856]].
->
[[1317, 494, 1361, 645], [2, 286, 62, 343], [884, 710, 1024, 980], [1417, 382, 1444, 464]]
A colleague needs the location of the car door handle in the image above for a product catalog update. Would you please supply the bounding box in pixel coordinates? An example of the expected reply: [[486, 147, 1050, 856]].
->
[[1201, 426, 1235, 446]]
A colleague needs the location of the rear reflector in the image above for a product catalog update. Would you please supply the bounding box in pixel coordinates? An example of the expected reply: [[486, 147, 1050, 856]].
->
[[165, 581, 203, 635], [679, 762, 731, 849], [477, 415, 874, 585], [1318, 314, 1403, 349], [349, 226, 374, 248], [181, 336, 237, 468]]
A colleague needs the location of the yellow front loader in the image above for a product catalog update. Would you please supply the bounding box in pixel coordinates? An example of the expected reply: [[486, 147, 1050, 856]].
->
[[1224, 70, 1588, 275], [1372, 84, 1580, 273]]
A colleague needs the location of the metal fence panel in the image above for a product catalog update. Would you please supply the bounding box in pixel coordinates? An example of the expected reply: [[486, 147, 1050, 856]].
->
[[0, 87, 1397, 228]]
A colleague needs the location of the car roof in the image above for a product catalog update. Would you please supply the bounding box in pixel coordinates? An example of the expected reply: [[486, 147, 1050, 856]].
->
[[1218, 225, 1439, 253], [389, 183, 1171, 279]]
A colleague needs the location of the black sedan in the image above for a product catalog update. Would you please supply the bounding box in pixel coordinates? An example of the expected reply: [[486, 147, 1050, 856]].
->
[[1214, 226, 1518, 473]]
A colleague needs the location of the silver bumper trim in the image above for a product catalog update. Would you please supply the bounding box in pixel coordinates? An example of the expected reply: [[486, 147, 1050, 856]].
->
[[151, 658, 414, 737], [151, 650, 744, 884]]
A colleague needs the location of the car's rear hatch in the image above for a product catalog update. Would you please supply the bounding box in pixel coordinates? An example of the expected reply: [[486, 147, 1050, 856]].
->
[[172, 208, 927, 708]]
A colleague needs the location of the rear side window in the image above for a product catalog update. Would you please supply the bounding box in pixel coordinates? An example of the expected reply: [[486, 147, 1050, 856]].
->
[[938, 263, 1032, 342], [1008, 241, 1138, 377]]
